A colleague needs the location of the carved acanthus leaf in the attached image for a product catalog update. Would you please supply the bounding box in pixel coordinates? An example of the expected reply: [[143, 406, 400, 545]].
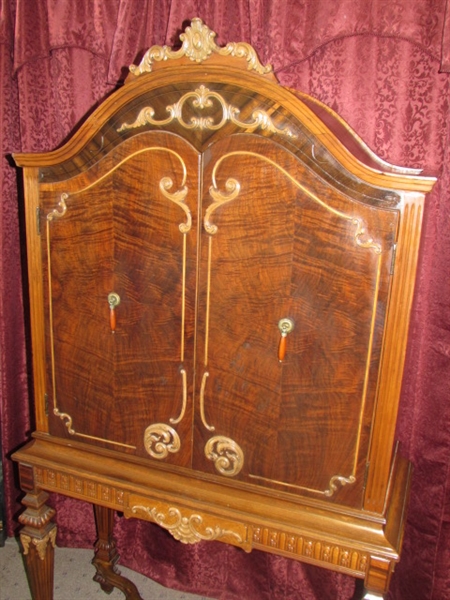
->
[[130, 18, 272, 76]]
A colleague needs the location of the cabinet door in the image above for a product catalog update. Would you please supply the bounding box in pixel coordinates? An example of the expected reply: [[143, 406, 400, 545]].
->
[[194, 135, 398, 507], [41, 132, 198, 466]]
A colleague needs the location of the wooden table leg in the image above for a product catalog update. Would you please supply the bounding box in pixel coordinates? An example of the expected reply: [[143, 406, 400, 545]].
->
[[19, 490, 57, 600], [92, 504, 144, 600]]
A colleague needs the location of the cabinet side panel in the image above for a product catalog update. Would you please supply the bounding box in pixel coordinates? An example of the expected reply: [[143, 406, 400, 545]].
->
[[23, 167, 49, 432], [364, 193, 424, 513]]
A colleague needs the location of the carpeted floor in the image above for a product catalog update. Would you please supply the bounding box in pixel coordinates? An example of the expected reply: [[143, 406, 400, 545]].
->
[[0, 537, 208, 600]]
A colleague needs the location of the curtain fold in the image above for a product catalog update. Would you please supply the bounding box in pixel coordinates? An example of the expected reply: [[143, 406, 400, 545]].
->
[[1, 1, 449, 598]]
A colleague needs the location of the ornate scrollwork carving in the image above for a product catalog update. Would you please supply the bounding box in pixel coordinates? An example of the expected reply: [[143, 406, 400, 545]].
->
[[130, 18, 272, 76], [323, 475, 356, 497], [53, 408, 75, 434], [205, 436, 244, 477], [207, 151, 382, 255], [47, 193, 68, 221], [204, 178, 241, 234], [118, 85, 294, 139], [159, 177, 191, 233], [144, 423, 181, 459], [352, 218, 382, 254], [132, 504, 244, 546]]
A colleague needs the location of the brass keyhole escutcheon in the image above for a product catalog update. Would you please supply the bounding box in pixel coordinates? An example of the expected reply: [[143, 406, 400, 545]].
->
[[278, 318, 294, 362], [108, 292, 121, 309], [108, 292, 121, 332], [278, 317, 294, 336]]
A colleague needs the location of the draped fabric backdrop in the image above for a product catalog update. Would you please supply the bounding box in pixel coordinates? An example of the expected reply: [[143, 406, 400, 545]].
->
[[1, 1, 449, 598]]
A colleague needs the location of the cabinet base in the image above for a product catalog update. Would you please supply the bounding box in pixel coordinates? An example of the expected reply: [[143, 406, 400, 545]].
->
[[13, 435, 412, 599]]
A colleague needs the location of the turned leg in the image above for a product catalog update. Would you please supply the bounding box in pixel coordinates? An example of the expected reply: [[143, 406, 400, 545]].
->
[[19, 489, 57, 600], [92, 504, 143, 600]]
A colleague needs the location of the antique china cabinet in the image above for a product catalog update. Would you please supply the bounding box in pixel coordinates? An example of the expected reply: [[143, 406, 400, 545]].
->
[[13, 19, 436, 600]]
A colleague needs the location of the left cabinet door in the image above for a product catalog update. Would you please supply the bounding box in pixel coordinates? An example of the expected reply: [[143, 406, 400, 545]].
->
[[39, 133, 199, 466]]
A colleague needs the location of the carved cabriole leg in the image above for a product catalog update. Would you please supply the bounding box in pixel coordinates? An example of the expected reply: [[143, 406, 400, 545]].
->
[[92, 504, 144, 600], [18, 489, 57, 600]]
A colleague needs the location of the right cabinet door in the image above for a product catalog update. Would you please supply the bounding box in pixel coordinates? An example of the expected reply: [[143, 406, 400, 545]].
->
[[194, 134, 398, 508]]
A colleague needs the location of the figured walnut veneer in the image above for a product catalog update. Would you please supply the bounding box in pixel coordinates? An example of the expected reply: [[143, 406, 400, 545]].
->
[[13, 18, 435, 600]]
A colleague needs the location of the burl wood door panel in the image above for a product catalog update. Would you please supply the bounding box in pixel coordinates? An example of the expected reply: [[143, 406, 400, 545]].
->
[[194, 135, 398, 507], [41, 132, 198, 465]]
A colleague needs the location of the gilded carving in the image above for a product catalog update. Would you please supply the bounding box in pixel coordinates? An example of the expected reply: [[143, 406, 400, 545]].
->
[[199, 371, 215, 431], [352, 218, 382, 254], [143, 423, 181, 459], [53, 408, 75, 434], [204, 178, 241, 235], [206, 151, 382, 256], [118, 86, 294, 139], [47, 193, 68, 221], [131, 504, 245, 546], [248, 471, 356, 497], [205, 150, 382, 497], [324, 475, 356, 497], [204, 435, 244, 477], [130, 18, 272, 76], [169, 368, 188, 425], [159, 176, 191, 233], [21, 529, 57, 561]]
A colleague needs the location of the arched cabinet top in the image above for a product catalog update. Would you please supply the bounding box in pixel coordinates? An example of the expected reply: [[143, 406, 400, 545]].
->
[[14, 18, 436, 198]]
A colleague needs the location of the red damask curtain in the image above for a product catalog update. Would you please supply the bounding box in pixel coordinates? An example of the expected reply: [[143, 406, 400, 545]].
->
[[1, 1, 449, 598]]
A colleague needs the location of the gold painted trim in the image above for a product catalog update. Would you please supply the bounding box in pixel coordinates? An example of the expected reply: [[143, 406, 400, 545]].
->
[[170, 368, 188, 425], [131, 504, 245, 546], [49, 147, 190, 233], [204, 235, 213, 363], [199, 371, 215, 431], [47, 193, 67, 221], [46, 221, 136, 451], [143, 423, 181, 459], [20, 529, 57, 561], [130, 18, 272, 76], [204, 178, 241, 234], [118, 85, 294, 138], [205, 435, 244, 477], [248, 472, 356, 496], [159, 176, 191, 233], [205, 151, 382, 254]]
